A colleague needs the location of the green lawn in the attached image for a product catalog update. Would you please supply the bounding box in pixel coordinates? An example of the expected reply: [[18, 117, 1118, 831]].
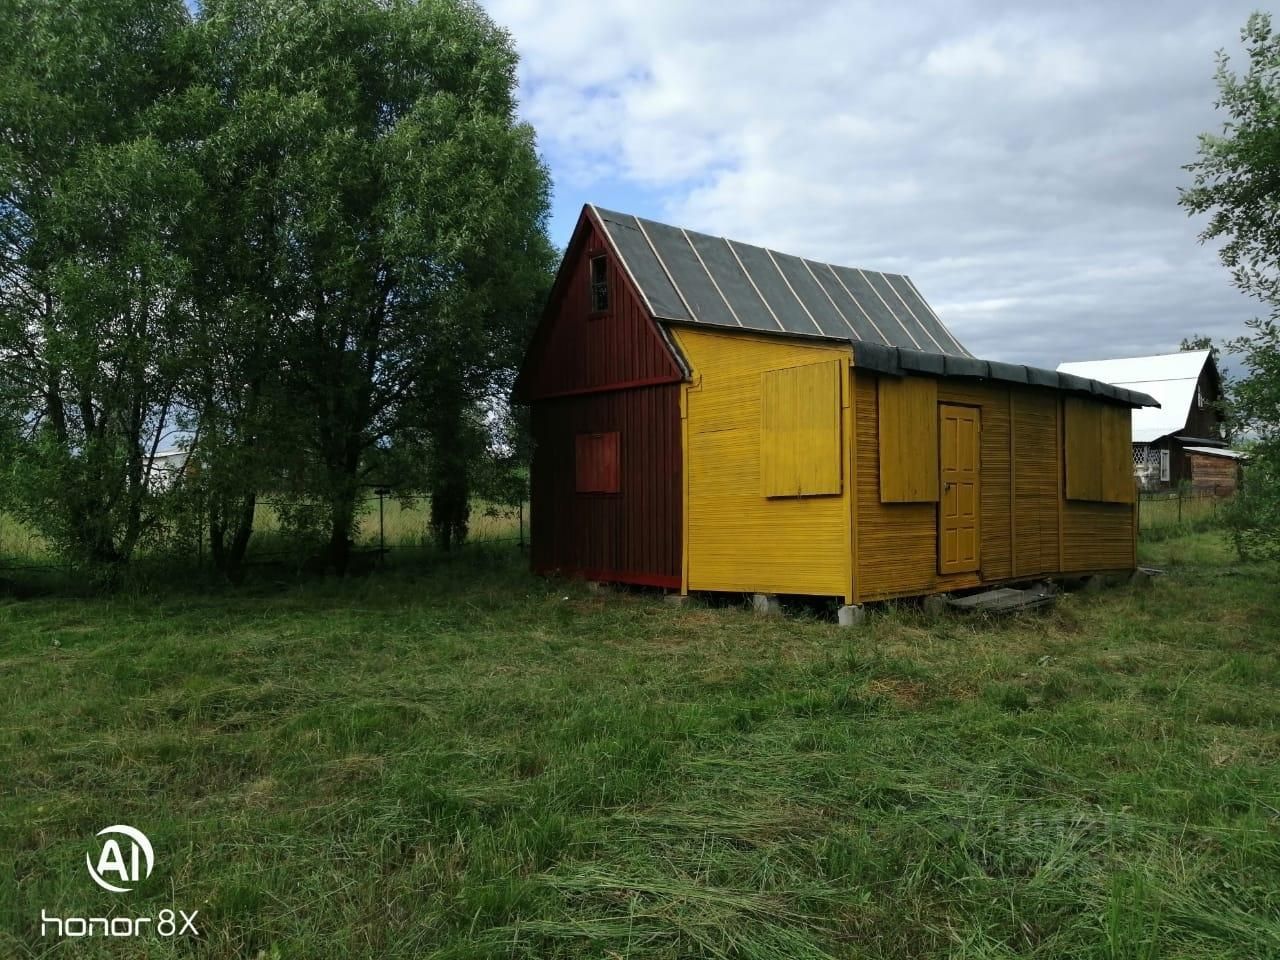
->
[[2, 533, 1278, 958]]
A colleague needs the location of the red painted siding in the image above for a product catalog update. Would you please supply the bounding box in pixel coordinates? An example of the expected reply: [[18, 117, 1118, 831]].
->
[[530, 384, 682, 587], [518, 213, 681, 400]]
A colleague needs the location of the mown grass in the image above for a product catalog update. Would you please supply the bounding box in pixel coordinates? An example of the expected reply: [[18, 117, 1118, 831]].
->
[[2, 531, 1278, 958]]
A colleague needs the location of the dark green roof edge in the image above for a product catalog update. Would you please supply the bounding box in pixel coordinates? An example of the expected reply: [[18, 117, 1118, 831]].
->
[[853, 342, 1160, 408]]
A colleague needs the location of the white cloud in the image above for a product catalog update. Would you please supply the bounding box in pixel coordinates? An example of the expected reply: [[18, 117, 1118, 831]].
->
[[486, 0, 1260, 366]]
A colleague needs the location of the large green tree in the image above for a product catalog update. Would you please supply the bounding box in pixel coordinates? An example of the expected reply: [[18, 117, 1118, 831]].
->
[[1182, 12, 1280, 558], [188, 0, 553, 573], [0, 0, 195, 569]]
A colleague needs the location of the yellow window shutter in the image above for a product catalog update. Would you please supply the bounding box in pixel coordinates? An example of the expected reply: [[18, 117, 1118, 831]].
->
[[1101, 404, 1135, 503], [878, 375, 939, 502], [760, 360, 842, 497], [1065, 397, 1133, 502]]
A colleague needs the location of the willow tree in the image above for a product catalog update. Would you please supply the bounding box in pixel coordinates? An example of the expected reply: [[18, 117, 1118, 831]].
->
[[190, 0, 553, 572], [0, 0, 195, 569]]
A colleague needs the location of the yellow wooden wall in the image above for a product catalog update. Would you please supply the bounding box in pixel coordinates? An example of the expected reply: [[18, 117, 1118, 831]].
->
[[674, 327, 853, 597], [672, 325, 1136, 601], [854, 373, 1135, 602]]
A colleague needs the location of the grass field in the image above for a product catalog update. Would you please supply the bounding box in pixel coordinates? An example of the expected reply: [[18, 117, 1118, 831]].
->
[[2, 531, 1278, 958], [0, 497, 527, 569]]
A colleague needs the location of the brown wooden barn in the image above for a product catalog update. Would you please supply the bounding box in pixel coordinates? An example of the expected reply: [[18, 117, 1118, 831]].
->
[[515, 205, 1159, 604]]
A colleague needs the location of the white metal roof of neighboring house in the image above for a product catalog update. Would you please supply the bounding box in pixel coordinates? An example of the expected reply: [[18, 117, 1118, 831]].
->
[[1183, 446, 1247, 460], [1056, 350, 1211, 443]]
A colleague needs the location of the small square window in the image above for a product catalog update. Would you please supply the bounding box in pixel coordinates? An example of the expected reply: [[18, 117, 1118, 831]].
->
[[589, 255, 609, 313]]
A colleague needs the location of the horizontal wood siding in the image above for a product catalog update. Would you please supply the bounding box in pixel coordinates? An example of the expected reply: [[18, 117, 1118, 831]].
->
[[677, 328, 851, 596], [1188, 453, 1239, 494], [1062, 501, 1135, 572], [1012, 388, 1060, 578], [530, 384, 682, 586], [856, 374, 937, 599], [855, 374, 1135, 601], [521, 216, 681, 400]]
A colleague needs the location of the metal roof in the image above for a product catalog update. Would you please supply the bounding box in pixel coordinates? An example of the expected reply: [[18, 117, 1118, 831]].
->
[[1057, 350, 1210, 441], [1184, 446, 1247, 460], [590, 205, 1158, 409], [591, 206, 973, 356]]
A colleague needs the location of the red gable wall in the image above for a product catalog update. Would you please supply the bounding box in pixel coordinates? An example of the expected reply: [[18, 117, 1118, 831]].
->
[[517, 210, 683, 400]]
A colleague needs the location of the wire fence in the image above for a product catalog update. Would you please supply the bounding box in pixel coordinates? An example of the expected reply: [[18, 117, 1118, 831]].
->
[[0, 491, 529, 577], [1137, 488, 1233, 536]]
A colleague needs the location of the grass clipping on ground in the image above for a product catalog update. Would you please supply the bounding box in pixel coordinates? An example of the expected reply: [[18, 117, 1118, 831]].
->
[[2, 532, 1278, 959]]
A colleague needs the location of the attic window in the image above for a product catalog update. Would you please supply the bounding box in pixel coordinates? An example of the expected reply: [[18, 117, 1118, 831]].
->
[[589, 255, 609, 313]]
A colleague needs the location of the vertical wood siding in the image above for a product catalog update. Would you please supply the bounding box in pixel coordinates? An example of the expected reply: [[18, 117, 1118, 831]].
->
[[520, 217, 681, 400], [530, 384, 682, 586], [676, 327, 852, 596]]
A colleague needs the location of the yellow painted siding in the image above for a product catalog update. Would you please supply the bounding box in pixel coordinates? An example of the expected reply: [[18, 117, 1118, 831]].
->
[[855, 374, 937, 599], [1012, 389, 1060, 577], [854, 372, 1135, 601], [675, 327, 852, 596]]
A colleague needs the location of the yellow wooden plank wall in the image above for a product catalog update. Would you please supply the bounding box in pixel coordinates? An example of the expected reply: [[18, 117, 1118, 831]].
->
[[878, 376, 939, 502], [675, 328, 852, 596], [855, 375, 938, 599], [854, 374, 1135, 600], [1012, 388, 1061, 577], [1062, 502, 1135, 571]]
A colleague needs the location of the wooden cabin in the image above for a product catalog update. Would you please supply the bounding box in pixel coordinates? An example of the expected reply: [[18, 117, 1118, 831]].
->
[[514, 205, 1159, 605]]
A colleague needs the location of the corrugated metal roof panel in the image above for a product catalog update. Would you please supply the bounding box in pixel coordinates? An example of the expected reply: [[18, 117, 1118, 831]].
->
[[586, 206, 1154, 408]]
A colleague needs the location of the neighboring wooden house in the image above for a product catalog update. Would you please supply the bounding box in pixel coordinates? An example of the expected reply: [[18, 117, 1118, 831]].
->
[[1057, 350, 1244, 493], [515, 205, 1158, 604]]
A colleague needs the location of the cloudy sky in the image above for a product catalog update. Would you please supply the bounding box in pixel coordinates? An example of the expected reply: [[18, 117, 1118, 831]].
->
[[484, 0, 1264, 369]]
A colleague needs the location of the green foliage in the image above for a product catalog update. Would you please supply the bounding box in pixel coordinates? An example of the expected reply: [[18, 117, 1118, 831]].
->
[[1182, 13, 1280, 560], [0, 0, 195, 572], [0, 0, 555, 578]]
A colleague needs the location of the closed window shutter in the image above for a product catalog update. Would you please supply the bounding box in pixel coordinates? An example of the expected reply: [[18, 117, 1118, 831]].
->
[[877, 375, 939, 502], [760, 360, 842, 498], [1064, 397, 1133, 503], [575, 432, 620, 493]]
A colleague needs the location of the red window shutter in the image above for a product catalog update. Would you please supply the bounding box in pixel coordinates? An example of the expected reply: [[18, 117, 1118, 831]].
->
[[575, 432, 620, 493]]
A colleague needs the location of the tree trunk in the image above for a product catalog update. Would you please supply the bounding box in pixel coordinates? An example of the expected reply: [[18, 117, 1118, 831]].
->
[[429, 392, 470, 551], [210, 490, 256, 584]]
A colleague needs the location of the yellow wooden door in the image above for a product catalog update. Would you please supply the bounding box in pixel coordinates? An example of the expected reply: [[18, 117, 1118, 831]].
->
[[938, 404, 980, 575]]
